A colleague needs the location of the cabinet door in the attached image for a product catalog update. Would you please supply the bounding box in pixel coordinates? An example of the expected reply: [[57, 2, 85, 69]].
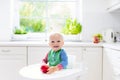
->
[[107, 0, 120, 12], [82, 47, 102, 80], [28, 46, 50, 65], [28, 46, 82, 64], [63, 46, 82, 62], [0, 47, 27, 80], [63, 46, 83, 69], [103, 48, 120, 80], [109, 0, 120, 6]]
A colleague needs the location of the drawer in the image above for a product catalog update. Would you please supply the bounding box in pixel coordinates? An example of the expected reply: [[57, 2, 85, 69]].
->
[[0, 47, 26, 55], [0, 47, 27, 60]]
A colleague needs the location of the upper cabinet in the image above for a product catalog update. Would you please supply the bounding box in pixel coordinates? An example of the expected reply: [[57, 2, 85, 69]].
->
[[107, 0, 120, 12]]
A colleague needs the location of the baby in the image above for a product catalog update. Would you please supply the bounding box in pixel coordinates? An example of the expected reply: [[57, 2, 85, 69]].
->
[[42, 33, 68, 74]]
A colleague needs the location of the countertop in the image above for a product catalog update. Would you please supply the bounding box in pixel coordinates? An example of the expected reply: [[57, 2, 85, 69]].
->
[[0, 41, 120, 50], [103, 42, 120, 51], [0, 41, 103, 47]]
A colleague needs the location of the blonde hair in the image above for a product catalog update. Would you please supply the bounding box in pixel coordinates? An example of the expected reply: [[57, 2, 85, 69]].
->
[[49, 33, 64, 41]]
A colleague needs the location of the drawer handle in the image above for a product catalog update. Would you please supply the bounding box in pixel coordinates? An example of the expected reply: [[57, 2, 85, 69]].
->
[[1, 50, 10, 52]]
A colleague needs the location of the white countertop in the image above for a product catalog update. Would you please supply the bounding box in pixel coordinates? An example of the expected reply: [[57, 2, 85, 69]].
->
[[103, 42, 120, 51], [0, 41, 103, 47], [0, 41, 120, 50]]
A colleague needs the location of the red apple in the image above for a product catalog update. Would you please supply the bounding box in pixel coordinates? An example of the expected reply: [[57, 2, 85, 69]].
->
[[93, 36, 100, 43], [40, 65, 49, 73]]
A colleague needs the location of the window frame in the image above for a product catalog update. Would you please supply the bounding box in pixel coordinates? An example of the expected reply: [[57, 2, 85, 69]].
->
[[11, 0, 83, 41]]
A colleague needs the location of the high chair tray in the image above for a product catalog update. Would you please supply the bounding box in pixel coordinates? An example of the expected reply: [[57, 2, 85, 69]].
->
[[19, 64, 83, 80]]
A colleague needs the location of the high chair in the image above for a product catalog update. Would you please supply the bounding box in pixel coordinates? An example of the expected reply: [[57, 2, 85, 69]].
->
[[19, 55, 87, 80]]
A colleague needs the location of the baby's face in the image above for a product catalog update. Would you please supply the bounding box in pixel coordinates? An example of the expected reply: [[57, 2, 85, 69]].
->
[[49, 35, 64, 51]]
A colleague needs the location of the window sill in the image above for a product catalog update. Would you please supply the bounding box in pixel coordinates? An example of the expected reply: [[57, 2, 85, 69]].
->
[[63, 34, 82, 41], [11, 33, 81, 42], [11, 33, 47, 41]]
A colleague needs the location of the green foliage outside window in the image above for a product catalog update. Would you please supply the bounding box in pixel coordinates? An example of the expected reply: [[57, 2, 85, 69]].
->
[[14, 2, 80, 35], [20, 18, 46, 32], [14, 2, 46, 34]]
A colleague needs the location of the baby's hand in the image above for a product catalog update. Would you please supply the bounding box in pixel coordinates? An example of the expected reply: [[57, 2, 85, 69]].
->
[[47, 66, 58, 74]]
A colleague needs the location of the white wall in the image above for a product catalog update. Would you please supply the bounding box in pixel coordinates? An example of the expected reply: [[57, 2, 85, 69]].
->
[[0, 0, 120, 41], [82, 0, 120, 41], [0, 0, 12, 41]]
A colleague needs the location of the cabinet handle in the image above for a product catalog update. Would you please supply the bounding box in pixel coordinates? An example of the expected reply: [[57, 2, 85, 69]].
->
[[1, 49, 10, 52]]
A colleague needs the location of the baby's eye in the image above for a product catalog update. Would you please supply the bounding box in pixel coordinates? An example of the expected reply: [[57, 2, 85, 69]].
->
[[57, 40, 61, 42], [51, 41, 55, 43]]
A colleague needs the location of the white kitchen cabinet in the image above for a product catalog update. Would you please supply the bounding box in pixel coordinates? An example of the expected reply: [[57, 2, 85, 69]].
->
[[28, 46, 50, 65], [63, 46, 83, 62], [108, 0, 120, 6], [0, 47, 27, 80], [28, 46, 82, 65], [81, 47, 102, 80], [28, 46, 102, 80], [28, 46, 83, 63], [107, 0, 120, 12], [103, 48, 120, 80], [28, 46, 102, 65]]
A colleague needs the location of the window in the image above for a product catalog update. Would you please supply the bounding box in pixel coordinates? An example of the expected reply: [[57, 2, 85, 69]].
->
[[11, 0, 82, 41]]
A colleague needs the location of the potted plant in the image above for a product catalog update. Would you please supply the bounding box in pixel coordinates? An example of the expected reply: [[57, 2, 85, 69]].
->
[[14, 28, 27, 34], [61, 18, 82, 41], [12, 27, 27, 40], [62, 18, 82, 35]]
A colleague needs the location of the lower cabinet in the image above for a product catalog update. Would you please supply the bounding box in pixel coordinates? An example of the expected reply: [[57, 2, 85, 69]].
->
[[63, 46, 83, 62], [103, 48, 120, 80], [0, 47, 27, 80], [28, 46, 102, 80], [28, 46, 50, 65], [0, 46, 103, 80], [82, 47, 102, 80], [28, 46, 83, 65]]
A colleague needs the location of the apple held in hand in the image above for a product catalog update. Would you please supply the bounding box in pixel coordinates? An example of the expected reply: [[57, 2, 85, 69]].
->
[[40, 65, 49, 73]]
